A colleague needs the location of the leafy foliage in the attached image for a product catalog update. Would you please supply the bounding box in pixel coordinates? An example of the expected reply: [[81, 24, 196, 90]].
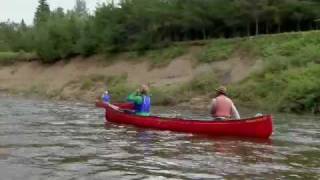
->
[[1, 0, 320, 62], [147, 46, 186, 68], [197, 39, 238, 63], [232, 31, 320, 113], [34, 0, 50, 27], [1, 0, 320, 113], [0, 51, 37, 65]]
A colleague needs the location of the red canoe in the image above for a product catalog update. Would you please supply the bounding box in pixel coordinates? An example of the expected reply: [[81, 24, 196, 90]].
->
[[96, 102, 273, 139]]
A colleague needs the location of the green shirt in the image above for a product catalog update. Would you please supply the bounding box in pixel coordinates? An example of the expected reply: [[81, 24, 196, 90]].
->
[[127, 92, 150, 116]]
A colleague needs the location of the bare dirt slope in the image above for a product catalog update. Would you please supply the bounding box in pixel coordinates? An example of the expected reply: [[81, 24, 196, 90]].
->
[[0, 52, 262, 102]]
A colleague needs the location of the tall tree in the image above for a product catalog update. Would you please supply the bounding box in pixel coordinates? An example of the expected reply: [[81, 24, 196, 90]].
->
[[236, 0, 268, 36], [20, 19, 27, 31], [74, 0, 88, 16], [34, 0, 50, 26]]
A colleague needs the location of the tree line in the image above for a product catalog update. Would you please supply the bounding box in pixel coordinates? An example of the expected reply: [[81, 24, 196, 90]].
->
[[1, 0, 320, 62]]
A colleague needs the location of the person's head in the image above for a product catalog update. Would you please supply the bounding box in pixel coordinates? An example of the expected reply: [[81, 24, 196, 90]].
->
[[215, 85, 227, 96], [139, 84, 149, 95], [103, 83, 108, 95]]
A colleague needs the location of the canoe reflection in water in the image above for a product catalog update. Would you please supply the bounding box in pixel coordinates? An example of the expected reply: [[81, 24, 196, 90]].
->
[[104, 120, 274, 165], [188, 135, 274, 162]]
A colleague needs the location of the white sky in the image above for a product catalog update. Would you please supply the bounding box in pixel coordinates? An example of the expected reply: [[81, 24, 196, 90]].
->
[[0, 0, 111, 25]]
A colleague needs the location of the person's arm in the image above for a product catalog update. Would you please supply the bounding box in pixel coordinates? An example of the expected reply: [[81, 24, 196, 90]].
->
[[127, 92, 143, 104], [231, 103, 240, 119], [209, 98, 217, 115]]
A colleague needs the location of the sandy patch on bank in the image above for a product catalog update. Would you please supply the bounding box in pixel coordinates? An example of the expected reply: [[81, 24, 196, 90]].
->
[[0, 55, 194, 87], [213, 56, 263, 84], [0, 52, 262, 101]]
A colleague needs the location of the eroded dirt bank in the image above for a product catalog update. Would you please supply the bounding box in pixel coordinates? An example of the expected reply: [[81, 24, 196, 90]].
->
[[0, 52, 262, 104]]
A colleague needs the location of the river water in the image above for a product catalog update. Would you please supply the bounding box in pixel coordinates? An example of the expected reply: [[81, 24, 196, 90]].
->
[[0, 97, 319, 180]]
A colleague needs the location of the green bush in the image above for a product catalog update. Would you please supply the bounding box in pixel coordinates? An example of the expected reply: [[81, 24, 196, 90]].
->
[[80, 79, 94, 90], [147, 46, 186, 68], [108, 84, 134, 102], [150, 87, 177, 105], [197, 39, 237, 63], [170, 72, 219, 103], [108, 74, 128, 84], [34, 10, 86, 63], [277, 65, 320, 112], [234, 64, 320, 113], [0, 51, 38, 65]]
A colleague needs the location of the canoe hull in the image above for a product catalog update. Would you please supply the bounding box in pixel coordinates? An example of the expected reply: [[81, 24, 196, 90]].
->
[[97, 102, 273, 139]]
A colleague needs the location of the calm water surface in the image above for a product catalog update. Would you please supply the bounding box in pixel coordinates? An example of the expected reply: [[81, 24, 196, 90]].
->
[[0, 97, 319, 179]]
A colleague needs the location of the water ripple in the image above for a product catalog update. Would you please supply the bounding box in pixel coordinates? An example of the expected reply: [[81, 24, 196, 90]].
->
[[0, 97, 319, 179]]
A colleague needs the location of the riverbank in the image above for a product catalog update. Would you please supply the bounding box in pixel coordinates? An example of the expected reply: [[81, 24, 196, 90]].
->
[[0, 46, 261, 106], [1, 30, 320, 113]]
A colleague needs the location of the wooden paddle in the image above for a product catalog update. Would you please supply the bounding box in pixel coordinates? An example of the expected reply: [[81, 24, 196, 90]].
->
[[106, 103, 136, 114]]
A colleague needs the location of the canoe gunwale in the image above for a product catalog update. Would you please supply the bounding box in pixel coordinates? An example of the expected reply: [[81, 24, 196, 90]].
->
[[99, 102, 272, 123], [97, 102, 273, 139]]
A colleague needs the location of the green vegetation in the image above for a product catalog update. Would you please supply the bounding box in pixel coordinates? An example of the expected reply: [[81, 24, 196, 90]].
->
[[150, 88, 177, 105], [0, 52, 38, 65], [196, 31, 320, 63], [71, 71, 219, 106], [233, 64, 320, 113], [1, 0, 320, 113], [1, 0, 320, 62], [77, 74, 133, 102], [180, 72, 219, 96], [144, 30, 320, 113], [25, 84, 49, 98], [125, 45, 187, 68], [230, 31, 320, 113], [147, 46, 186, 68], [150, 72, 219, 105], [197, 39, 238, 63], [80, 79, 95, 91], [102, 74, 134, 102]]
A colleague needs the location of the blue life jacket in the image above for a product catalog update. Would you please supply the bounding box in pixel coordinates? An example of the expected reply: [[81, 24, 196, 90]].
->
[[135, 95, 151, 113], [102, 94, 110, 103]]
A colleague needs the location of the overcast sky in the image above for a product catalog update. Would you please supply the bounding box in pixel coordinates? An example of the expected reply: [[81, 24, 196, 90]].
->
[[0, 0, 110, 25]]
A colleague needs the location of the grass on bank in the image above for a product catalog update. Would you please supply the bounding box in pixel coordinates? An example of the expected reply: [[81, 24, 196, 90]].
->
[[229, 31, 320, 113], [196, 30, 320, 63], [63, 70, 220, 106], [150, 71, 219, 105], [179, 30, 320, 113], [80, 74, 134, 102], [0, 51, 38, 65], [197, 38, 238, 63], [4, 30, 320, 113], [147, 46, 186, 68], [126, 45, 187, 68]]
